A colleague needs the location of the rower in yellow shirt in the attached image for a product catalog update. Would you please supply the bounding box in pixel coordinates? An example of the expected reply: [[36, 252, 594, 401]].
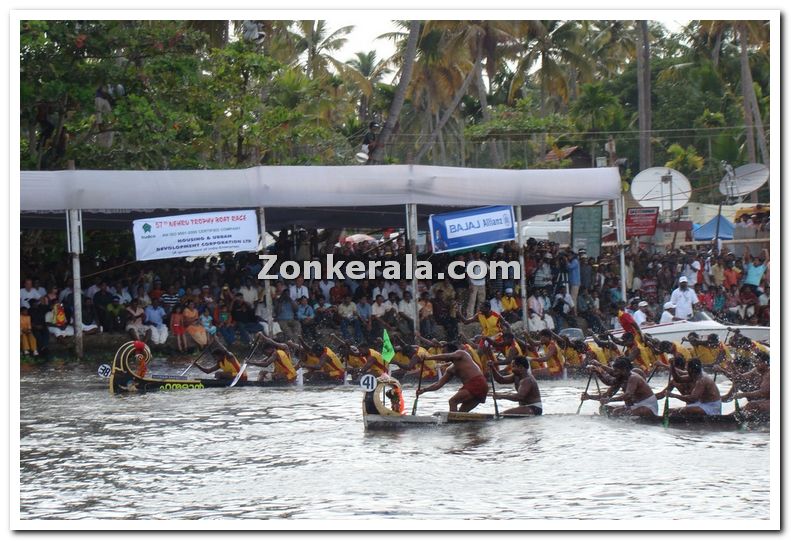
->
[[195, 348, 246, 382], [249, 334, 298, 382]]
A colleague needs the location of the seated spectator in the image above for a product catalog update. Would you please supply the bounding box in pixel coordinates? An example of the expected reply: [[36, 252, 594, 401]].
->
[[296, 296, 317, 340], [125, 298, 151, 342], [183, 300, 209, 350], [338, 295, 363, 342], [254, 299, 282, 337], [80, 296, 101, 335], [356, 296, 373, 341], [417, 291, 436, 338], [275, 290, 301, 339], [500, 288, 520, 324], [371, 294, 396, 336], [20, 278, 41, 309], [231, 293, 264, 344]]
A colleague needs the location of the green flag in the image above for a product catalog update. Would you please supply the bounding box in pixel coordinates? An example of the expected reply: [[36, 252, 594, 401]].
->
[[381, 329, 395, 364]]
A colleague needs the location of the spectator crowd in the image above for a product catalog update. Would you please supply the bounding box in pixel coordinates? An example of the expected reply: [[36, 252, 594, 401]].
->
[[19, 230, 770, 359]]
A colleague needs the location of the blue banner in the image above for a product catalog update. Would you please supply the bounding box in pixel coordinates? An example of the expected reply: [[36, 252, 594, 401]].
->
[[429, 206, 516, 253]]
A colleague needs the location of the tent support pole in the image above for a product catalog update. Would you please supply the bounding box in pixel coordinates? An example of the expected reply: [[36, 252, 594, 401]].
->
[[713, 199, 723, 249], [615, 195, 628, 301], [68, 208, 84, 358], [258, 208, 274, 336], [407, 203, 419, 337], [515, 206, 529, 331]]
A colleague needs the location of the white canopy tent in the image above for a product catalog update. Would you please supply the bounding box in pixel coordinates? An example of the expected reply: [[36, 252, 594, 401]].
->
[[21, 165, 621, 210], [20, 164, 622, 357]]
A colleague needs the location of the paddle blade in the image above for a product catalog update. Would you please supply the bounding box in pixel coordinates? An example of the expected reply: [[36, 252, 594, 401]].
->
[[229, 364, 248, 388]]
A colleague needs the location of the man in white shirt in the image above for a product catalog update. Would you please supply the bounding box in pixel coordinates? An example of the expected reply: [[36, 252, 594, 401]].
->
[[669, 276, 699, 320], [527, 290, 543, 318], [633, 300, 649, 327], [489, 290, 504, 314], [239, 278, 259, 306], [318, 278, 335, 301], [659, 302, 678, 324], [20, 279, 42, 308], [466, 252, 488, 317], [288, 277, 309, 302]]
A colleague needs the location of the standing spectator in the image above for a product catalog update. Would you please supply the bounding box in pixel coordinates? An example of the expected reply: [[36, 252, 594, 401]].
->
[[567, 251, 581, 306], [466, 252, 487, 317], [20, 307, 38, 356], [669, 276, 699, 320], [417, 291, 436, 338], [742, 250, 768, 295], [170, 305, 187, 352]]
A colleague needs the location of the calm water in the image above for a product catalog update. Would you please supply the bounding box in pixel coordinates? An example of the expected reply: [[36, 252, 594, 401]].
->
[[19, 362, 770, 521]]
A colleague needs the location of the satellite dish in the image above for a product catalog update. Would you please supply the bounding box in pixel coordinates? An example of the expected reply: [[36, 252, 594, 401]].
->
[[355, 152, 369, 163], [630, 167, 691, 213], [719, 163, 769, 197]]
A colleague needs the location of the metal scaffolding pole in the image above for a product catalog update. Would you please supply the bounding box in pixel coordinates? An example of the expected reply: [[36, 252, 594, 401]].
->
[[258, 208, 274, 336], [514, 206, 529, 331]]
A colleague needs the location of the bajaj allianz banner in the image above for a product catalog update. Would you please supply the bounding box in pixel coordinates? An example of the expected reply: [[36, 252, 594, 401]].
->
[[429, 206, 516, 254], [133, 210, 258, 261]]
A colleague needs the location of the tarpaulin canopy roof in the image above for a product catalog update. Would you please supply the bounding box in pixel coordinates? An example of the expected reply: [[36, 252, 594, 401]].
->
[[693, 215, 734, 241], [20, 164, 621, 229]]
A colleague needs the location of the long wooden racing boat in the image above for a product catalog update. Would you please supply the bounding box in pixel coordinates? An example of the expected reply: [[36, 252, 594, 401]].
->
[[600, 404, 769, 429], [362, 375, 534, 430], [108, 341, 344, 394]]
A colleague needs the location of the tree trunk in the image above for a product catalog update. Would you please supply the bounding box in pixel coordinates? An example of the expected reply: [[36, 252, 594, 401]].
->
[[739, 23, 757, 165], [415, 48, 481, 163], [371, 20, 421, 165], [474, 40, 503, 167], [637, 20, 652, 171]]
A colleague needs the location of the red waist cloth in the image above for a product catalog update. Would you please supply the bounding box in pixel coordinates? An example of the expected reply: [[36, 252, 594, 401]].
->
[[462, 374, 489, 401]]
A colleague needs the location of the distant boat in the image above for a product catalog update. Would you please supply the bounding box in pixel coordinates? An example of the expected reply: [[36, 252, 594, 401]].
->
[[607, 311, 770, 345]]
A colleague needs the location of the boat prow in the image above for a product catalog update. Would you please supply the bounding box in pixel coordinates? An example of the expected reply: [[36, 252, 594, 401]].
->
[[362, 376, 534, 430]]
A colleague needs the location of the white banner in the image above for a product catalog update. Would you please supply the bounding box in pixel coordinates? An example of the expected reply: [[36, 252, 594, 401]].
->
[[133, 210, 258, 262]]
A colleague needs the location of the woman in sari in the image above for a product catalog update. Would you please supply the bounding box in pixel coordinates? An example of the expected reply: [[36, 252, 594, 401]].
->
[[183, 300, 209, 348]]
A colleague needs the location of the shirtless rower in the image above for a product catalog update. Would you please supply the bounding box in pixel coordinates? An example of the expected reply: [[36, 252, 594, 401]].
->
[[730, 351, 769, 415], [416, 342, 489, 412], [655, 356, 693, 401], [489, 356, 543, 415], [581, 357, 658, 417], [667, 358, 722, 416]]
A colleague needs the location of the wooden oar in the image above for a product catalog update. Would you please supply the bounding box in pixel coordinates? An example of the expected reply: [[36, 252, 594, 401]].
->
[[411, 358, 426, 416], [229, 337, 263, 388], [179, 346, 210, 377], [489, 366, 500, 419], [662, 369, 673, 428], [576, 372, 594, 415]]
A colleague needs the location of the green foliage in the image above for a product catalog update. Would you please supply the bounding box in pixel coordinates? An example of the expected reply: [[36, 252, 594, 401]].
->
[[465, 100, 573, 141]]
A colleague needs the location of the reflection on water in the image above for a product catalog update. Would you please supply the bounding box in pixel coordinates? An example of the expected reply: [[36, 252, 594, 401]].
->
[[19, 364, 769, 520]]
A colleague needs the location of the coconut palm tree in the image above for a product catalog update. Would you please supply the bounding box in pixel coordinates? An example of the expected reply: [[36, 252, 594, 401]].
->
[[370, 20, 421, 165], [293, 21, 354, 79], [345, 50, 391, 123]]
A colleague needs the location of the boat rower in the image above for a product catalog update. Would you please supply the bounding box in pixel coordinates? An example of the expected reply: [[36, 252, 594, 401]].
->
[[528, 329, 565, 378], [489, 356, 543, 415], [581, 357, 658, 417], [655, 356, 693, 401], [248, 334, 298, 383], [194, 347, 247, 382], [733, 351, 770, 415], [352, 344, 388, 377], [610, 332, 652, 374], [417, 342, 489, 412], [667, 358, 722, 416]]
